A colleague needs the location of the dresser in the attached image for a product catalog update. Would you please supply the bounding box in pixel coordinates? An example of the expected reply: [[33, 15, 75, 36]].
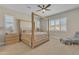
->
[[5, 33, 19, 45]]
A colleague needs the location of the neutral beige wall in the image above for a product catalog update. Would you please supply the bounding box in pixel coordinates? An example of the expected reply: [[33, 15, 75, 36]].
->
[[0, 6, 28, 20], [49, 8, 79, 39], [0, 5, 30, 27], [40, 18, 48, 32]]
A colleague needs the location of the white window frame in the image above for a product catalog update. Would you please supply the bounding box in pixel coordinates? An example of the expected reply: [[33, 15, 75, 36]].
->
[[49, 17, 67, 32]]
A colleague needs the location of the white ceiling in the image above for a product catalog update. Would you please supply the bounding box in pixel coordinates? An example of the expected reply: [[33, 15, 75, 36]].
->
[[0, 4, 79, 18]]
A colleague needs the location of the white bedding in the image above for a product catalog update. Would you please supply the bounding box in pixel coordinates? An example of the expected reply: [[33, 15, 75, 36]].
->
[[22, 32, 47, 35]]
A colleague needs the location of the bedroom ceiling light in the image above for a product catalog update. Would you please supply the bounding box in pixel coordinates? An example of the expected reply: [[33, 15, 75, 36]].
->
[[36, 4, 51, 13], [42, 9, 46, 13]]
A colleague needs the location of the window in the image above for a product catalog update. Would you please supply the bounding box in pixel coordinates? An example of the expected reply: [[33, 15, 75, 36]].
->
[[49, 17, 67, 32], [4, 15, 16, 33], [55, 19, 60, 31], [60, 17, 67, 32], [49, 20, 55, 31]]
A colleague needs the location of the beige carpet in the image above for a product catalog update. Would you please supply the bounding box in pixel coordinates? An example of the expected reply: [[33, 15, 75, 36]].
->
[[0, 42, 31, 55], [0, 37, 79, 55]]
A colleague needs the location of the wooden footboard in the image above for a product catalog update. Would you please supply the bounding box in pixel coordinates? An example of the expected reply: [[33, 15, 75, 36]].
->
[[33, 38, 49, 48], [21, 33, 31, 47], [21, 32, 49, 48], [32, 34, 49, 48]]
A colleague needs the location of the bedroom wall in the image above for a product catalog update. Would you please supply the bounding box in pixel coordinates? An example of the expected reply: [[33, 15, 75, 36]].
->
[[20, 21, 32, 31], [40, 18, 48, 32], [0, 6, 28, 20], [49, 7, 79, 39], [0, 5, 30, 28]]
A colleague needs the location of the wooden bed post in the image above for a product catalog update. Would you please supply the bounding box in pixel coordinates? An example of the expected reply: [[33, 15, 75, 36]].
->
[[17, 19, 21, 41], [31, 12, 35, 48], [48, 18, 50, 40]]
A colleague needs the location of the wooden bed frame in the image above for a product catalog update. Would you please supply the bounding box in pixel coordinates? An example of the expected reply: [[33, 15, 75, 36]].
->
[[18, 12, 49, 48]]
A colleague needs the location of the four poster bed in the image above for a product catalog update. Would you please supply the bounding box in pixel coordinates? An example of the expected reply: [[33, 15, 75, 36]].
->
[[20, 12, 49, 48], [0, 13, 49, 48]]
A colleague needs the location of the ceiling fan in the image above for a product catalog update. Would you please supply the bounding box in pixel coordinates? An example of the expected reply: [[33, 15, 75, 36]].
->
[[36, 4, 51, 13]]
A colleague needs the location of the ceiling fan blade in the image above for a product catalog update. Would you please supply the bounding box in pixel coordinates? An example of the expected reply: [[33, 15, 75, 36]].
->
[[43, 5, 45, 8], [38, 5, 43, 8], [45, 9, 51, 11], [45, 4, 51, 9], [36, 9, 42, 12]]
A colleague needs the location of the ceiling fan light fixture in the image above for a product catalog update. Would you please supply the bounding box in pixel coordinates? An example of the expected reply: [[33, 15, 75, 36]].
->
[[37, 4, 51, 13], [42, 9, 45, 13]]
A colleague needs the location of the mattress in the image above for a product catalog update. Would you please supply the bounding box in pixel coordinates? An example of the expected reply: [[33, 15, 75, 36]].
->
[[21, 32, 48, 42], [22, 32, 47, 35]]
